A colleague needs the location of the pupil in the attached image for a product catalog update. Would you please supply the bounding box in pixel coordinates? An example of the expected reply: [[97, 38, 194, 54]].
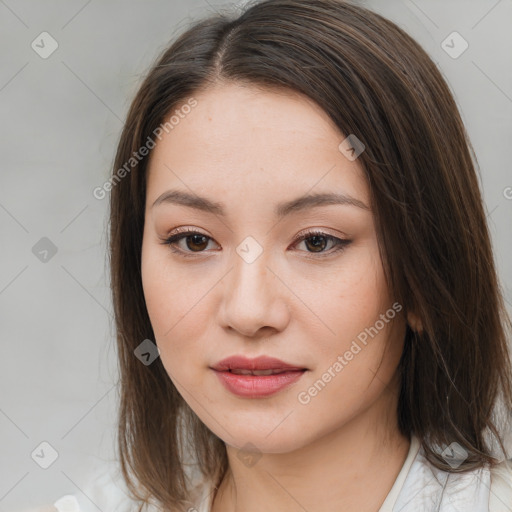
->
[[187, 234, 208, 251], [306, 235, 326, 252]]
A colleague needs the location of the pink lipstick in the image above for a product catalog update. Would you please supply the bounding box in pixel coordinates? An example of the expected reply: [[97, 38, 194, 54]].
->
[[211, 355, 307, 398]]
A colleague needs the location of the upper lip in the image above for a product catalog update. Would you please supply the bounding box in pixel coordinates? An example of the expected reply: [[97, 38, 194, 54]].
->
[[211, 355, 307, 372]]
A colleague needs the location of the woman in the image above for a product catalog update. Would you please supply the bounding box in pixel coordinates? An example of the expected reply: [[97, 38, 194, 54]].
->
[[34, 0, 512, 510]]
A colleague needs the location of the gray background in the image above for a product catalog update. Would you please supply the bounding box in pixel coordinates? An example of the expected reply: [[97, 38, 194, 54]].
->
[[1, 0, 511, 510]]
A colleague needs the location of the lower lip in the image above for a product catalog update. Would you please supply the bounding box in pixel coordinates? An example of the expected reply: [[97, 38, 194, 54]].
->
[[213, 369, 306, 398]]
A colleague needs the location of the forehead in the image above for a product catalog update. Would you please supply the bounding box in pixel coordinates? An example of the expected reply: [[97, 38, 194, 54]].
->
[[146, 82, 368, 209]]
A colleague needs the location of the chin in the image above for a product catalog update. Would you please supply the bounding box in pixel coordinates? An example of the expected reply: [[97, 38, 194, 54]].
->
[[204, 418, 311, 455]]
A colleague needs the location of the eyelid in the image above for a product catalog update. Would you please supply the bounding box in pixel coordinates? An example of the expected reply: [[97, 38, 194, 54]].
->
[[292, 227, 348, 243]]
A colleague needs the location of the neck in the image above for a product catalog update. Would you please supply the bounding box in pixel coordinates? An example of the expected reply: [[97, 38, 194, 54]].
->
[[211, 386, 411, 512]]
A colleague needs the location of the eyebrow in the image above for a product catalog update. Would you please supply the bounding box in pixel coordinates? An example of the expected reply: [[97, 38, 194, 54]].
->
[[151, 189, 370, 217]]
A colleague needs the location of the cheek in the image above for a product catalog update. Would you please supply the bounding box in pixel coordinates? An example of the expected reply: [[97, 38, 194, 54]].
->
[[294, 240, 406, 401], [140, 239, 214, 374], [141, 240, 174, 332], [301, 241, 394, 355], [141, 239, 180, 347], [294, 301, 405, 442]]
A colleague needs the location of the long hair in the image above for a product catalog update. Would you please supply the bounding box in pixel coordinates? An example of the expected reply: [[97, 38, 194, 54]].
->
[[108, 1, 512, 510]]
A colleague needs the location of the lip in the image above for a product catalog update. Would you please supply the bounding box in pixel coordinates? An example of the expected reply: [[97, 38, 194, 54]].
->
[[211, 355, 307, 398], [211, 355, 306, 372]]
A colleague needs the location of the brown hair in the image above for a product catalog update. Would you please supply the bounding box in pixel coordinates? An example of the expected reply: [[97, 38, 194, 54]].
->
[[109, 0, 512, 510]]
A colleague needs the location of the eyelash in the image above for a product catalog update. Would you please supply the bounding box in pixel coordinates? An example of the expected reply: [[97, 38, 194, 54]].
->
[[160, 228, 351, 259]]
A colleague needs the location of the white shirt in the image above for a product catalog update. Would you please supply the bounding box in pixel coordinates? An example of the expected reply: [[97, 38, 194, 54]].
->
[[25, 435, 512, 512]]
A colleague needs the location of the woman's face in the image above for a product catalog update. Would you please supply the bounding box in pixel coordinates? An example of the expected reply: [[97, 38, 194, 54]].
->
[[141, 82, 407, 453]]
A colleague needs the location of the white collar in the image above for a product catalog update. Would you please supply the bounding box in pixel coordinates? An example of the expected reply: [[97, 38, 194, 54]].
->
[[389, 437, 491, 512], [196, 436, 493, 512]]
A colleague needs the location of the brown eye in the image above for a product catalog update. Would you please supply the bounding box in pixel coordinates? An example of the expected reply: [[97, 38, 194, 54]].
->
[[162, 230, 218, 257], [185, 234, 209, 252], [303, 235, 329, 253], [293, 231, 352, 257]]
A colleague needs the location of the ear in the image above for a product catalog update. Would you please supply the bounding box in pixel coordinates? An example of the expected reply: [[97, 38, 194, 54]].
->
[[407, 311, 423, 333]]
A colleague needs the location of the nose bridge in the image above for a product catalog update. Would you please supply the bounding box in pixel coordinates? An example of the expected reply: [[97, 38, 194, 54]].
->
[[229, 240, 274, 306], [220, 237, 289, 335]]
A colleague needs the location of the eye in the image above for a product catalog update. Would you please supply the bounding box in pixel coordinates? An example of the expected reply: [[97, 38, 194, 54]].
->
[[291, 230, 351, 258], [160, 228, 219, 258], [160, 228, 351, 258]]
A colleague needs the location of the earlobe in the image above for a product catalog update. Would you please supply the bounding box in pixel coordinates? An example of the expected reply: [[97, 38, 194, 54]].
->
[[407, 312, 423, 333]]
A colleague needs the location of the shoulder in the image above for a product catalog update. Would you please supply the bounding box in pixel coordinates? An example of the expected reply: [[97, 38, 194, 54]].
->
[[17, 494, 81, 512], [489, 458, 512, 512], [25, 464, 134, 512], [25, 463, 209, 512]]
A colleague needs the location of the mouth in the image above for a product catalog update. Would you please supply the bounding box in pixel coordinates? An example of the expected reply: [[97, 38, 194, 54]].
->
[[211, 360, 307, 398], [210, 355, 308, 397]]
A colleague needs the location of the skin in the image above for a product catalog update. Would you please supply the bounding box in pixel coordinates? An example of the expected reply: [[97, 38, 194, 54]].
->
[[141, 82, 416, 512]]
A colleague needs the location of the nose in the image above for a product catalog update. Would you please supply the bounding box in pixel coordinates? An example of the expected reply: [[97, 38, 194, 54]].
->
[[218, 249, 291, 338]]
